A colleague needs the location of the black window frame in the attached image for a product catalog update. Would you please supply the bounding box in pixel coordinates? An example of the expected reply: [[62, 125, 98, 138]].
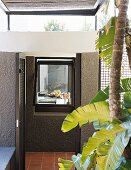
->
[[34, 55, 81, 112]]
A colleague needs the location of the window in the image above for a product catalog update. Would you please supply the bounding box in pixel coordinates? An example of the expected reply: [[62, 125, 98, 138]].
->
[[96, 1, 115, 30], [0, 7, 7, 31], [10, 15, 95, 32], [34, 57, 81, 112]]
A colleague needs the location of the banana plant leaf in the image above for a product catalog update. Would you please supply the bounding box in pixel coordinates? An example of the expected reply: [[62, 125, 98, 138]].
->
[[81, 125, 126, 163], [97, 132, 129, 170], [116, 158, 131, 170], [121, 120, 131, 139], [58, 158, 74, 170], [120, 78, 131, 92], [124, 92, 131, 109], [91, 78, 131, 104], [61, 78, 131, 133], [96, 17, 116, 66], [61, 101, 110, 132], [58, 152, 96, 170], [72, 154, 84, 170]]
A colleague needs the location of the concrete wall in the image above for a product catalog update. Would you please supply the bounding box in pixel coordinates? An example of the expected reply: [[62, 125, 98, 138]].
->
[[25, 53, 99, 152], [25, 57, 78, 152], [81, 52, 99, 149], [0, 31, 97, 56], [0, 52, 16, 146]]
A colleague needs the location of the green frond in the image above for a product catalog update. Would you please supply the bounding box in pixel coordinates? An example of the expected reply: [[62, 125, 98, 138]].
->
[[72, 154, 83, 170], [96, 17, 116, 66], [61, 101, 110, 132], [81, 125, 126, 163], [97, 132, 130, 170], [116, 157, 131, 170], [91, 78, 131, 104], [124, 92, 131, 109], [58, 158, 74, 170], [120, 78, 131, 92], [97, 141, 111, 156]]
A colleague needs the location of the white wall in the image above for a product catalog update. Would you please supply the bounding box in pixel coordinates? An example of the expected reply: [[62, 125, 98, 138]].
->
[[0, 31, 97, 57]]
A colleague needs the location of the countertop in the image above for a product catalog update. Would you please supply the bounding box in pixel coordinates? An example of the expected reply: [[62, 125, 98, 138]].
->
[[0, 147, 15, 170]]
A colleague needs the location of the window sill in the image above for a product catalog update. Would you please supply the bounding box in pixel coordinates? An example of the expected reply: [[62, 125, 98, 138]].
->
[[35, 104, 74, 112]]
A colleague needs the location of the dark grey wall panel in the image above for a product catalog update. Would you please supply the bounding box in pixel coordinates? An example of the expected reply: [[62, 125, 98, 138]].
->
[[25, 56, 77, 152], [25, 54, 99, 152], [81, 52, 99, 149], [0, 52, 16, 146]]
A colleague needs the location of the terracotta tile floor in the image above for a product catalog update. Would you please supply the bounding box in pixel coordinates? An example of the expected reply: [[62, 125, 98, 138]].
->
[[25, 152, 75, 170]]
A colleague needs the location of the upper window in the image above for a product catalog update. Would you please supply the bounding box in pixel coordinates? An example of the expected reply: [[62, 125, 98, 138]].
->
[[10, 15, 95, 32], [0, 7, 7, 31], [96, 1, 131, 30], [96, 1, 115, 30], [34, 56, 81, 113]]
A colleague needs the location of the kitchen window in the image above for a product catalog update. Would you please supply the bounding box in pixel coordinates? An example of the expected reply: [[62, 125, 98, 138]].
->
[[34, 56, 81, 112]]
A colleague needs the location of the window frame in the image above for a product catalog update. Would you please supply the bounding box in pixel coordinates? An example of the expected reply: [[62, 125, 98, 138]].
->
[[34, 56, 81, 112]]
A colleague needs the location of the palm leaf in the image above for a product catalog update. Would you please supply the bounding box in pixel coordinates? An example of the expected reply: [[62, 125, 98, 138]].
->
[[72, 154, 83, 170], [61, 101, 110, 132], [81, 125, 126, 163], [90, 86, 109, 103], [120, 78, 131, 92], [116, 158, 131, 170], [97, 132, 130, 170], [58, 158, 74, 170], [96, 17, 116, 66], [91, 78, 131, 104], [72, 152, 96, 170], [124, 92, 131, 109]]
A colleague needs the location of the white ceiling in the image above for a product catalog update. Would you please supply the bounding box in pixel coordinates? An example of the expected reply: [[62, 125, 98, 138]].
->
[[2, 0, 99, 11]]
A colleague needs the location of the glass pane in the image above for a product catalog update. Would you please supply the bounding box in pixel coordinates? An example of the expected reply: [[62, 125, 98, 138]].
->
[[10, 15, 95, 31], [0, 8, 7, 31], [96, 1, 115, 30], [36, 64, 72, 105]]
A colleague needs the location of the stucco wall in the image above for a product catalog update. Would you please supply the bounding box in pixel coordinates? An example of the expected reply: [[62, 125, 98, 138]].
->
[[81, 52, 99, 148], [25, 56, 78, 152], [0, 52, 16, 146], [25, 53, 99, 152], [0, 31, 97, 57]]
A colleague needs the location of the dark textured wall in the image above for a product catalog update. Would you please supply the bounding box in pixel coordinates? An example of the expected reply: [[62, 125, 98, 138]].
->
[[25, 54, 99, 152], [25, 57, 78, 152], [0, 52, 16, 146], [81, 53, 99, 148]]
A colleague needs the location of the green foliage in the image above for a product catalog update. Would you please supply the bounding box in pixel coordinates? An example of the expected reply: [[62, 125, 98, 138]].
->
[[124, 92, 131, 109], [58, 77, 131, 170], [58, 4, 131, 168], [81, 125, 126, 164], [97, 132, 129, 170], [61, 101, 110, 132], [116, 157, 131, 170], [91, 78, 131, 104], [58, 158, 74, 170], [44, 20, 65, 31], [96, 17, 116, 66], [58, 152, 96, 170]]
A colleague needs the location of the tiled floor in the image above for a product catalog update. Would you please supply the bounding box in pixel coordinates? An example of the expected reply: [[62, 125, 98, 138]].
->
[[25, 152, 75, 170]]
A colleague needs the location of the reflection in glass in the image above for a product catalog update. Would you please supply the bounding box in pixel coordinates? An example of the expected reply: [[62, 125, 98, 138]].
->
[[36, 64, 72, 105]]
